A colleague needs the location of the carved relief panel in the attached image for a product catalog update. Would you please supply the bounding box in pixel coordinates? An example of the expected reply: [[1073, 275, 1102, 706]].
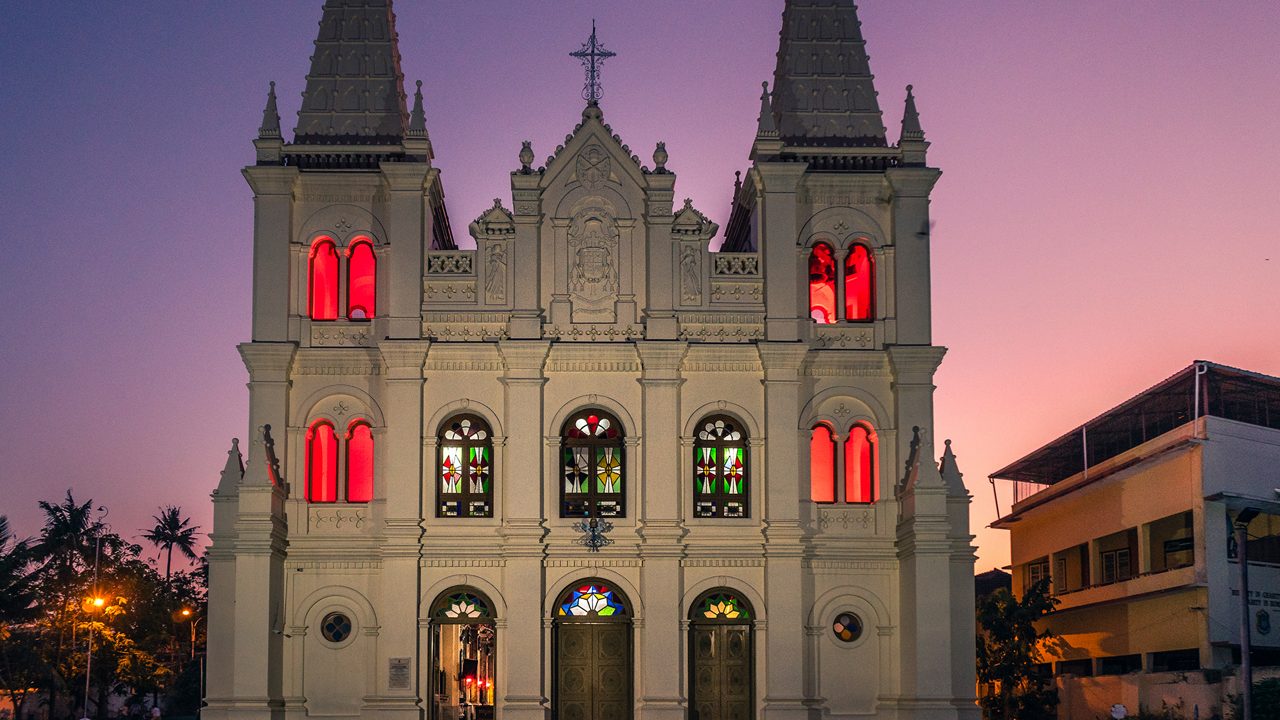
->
[[567, 206, 620, 323]]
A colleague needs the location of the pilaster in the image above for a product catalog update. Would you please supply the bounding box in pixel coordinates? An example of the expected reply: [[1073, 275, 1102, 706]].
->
[[381, 165, 432, 340], [243, 167, 299, 343], [884, 168, 941, 347], [754, 164, 808, 342]]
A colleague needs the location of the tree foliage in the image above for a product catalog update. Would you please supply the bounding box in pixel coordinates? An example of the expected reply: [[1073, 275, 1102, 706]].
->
[[142, 506, 200, 581], [976, 579, 1060, 720], [0, 492, 206, 720]]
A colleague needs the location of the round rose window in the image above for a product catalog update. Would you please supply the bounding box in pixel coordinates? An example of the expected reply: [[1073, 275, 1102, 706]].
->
[[321, 612, 353, 643], [832, 612, 863, 643]]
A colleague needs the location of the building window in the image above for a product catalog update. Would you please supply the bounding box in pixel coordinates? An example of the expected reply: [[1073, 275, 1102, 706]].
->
[[843, 243, 873, 321], [1055, 659, 1093, 677], [437, 415, 493, 518], [693, 416, 748, 518], [1100, 548, 1131, 585], [561, 410, 624, 518], [810, 423, 836, 503], [1150, 649, 1200, 672], [844, 422, 877, 503], [808, 243, 837, 324], [1027, 558, 1050, 589], [308, 236, 340, 320], [832, 612, 863, 643], [306, 420, 338, 503], [1097, 654, 1141, 676], [345, 421, 374, 503], [320, 612, 352, 644], [429, 588, 496, 718], [346, 236, 376, 319]]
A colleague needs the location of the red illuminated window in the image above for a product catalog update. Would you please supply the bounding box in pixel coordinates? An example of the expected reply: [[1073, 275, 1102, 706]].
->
[[347, 237, 376, 320], [844, 244, 873, 322], [844, 423, 877, 503], [810, 424, 836, 503], [309, 237, 339, 321], [346, 421, 374, 503], [307, 420, 338, 503], [808, 243, 837, 324]]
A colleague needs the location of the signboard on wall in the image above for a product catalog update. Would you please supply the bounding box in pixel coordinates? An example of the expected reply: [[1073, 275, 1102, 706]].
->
[[388, 657, 412, 690]]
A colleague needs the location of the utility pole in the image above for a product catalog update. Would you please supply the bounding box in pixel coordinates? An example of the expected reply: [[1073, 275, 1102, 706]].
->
[[1234, 507, 1260, 720]]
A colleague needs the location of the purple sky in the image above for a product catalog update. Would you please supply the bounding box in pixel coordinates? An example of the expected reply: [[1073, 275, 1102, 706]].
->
[[2, 1, 1278, 572]]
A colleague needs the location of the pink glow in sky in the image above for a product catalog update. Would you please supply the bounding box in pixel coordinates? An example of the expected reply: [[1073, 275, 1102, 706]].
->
[[2, 1, 1278, 572]]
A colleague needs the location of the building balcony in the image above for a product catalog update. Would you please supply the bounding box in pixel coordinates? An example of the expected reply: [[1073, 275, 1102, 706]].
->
[[1052, 564, 1199, 611]]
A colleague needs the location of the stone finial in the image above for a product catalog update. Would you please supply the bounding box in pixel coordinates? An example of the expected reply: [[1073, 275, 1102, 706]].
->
[[939, 438, 967, 496], [519, 140, 535, 172], [900, 84, 924, 142], [734, 170, 742, 193], [653, 141, 669, 172], [756, 81, 778, 137], [258, 81, 280, 139], [215, 438, 245, 494], [408, 80, 428, 137]]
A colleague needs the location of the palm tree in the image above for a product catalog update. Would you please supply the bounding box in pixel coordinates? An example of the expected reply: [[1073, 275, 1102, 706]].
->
[[0, 515, 37, 631], [32, 490, 96, 582], [142, 506, 200, 580]]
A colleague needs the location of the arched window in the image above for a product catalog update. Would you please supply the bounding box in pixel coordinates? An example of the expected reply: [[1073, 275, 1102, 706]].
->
[[844, 422, 877, 504], [345, 420, 374, 503], [693, 415, 748, 518], [437, 415, 494, 518], [347, 237, 376, 320], [810, 423, 836, 503], [429, 588, 496, 718], [561, 410, 624, 518], [306, 420, 338, 503], [808, 243, 837, 324], [308, 237, 339, 321], [844, 243, 873, 322]]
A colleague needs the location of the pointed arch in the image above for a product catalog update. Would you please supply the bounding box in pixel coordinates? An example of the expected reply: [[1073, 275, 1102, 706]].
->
[[808, 242, 837, 324], [308, 236, 339, 320], [346, 235, 376, 319]]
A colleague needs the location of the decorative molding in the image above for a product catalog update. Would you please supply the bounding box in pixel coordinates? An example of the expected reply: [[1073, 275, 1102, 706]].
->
[[710, 280, 764, 304], [309, 507, 369, 532], [311, 324, 373, 348], [426, 252, 475, 275], [680, 558, 766, 567], [812, 326, 875, 349], [421, 558, 507, 568], [817, 508, 875, 532], [546, 325, 643, 341], [804, 353, 887, 377], [712, 254, 760, 277], [285, 560, 383, 570], [802, 559, 897, 570], [545, 558, 643, 567], [678, 313, 766, 343]]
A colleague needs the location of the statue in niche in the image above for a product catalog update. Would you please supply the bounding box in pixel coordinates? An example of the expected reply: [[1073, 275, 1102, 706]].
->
[[680, 245, 702, 303], [567, 208, 620, 322], [485, 243, 507, 303]]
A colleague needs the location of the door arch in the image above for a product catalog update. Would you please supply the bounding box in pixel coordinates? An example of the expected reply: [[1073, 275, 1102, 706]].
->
[[689, 589, 754, 720], [428, 588, 496, 720], [553, 579, 633, 720]]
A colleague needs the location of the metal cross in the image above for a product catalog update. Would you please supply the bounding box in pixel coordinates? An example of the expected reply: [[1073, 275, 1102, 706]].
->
[[570, 20, 617, 104]]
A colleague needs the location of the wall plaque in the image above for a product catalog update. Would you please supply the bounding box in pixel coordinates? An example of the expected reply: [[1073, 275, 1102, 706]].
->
[[388, 657, 412, 690]]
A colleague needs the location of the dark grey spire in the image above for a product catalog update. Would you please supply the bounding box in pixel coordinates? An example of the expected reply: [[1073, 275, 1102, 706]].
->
[[771, 0, 887, 147], [259, 81, 281, 139], [757, 81, 778, 137], [900, 84, 924, 142], [408, 80, 427, 138], [294, 0, 410, 144]]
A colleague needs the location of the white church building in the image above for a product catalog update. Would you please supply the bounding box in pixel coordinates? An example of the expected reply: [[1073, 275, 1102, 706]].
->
[[205, 1, 978, 719]]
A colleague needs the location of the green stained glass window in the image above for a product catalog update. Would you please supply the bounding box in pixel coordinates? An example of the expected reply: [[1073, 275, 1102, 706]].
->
[[437, 415, 494, 518], [691, 590, 753, 623], [561, 409, 625, 518], [693, 415, 748, 518], [433, 590, 493, 620]]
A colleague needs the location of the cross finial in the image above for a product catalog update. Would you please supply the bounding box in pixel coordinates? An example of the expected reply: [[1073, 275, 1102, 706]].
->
[[570, 19, 617, 105]]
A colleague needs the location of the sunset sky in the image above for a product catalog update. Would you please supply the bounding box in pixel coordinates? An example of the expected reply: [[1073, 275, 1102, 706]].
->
[[2, 1, 1277, 572]]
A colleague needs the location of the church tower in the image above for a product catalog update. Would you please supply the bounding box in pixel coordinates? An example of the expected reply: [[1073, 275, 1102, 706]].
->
[[206, 1, 977, 719]]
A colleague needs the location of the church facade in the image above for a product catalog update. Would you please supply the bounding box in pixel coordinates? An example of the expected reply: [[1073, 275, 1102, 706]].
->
[[205, 2, 977, 719]]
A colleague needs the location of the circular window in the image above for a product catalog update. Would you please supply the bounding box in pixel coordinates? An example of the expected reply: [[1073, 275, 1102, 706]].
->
[[832, 612, 863, 643], [321, 612, 353, 643]]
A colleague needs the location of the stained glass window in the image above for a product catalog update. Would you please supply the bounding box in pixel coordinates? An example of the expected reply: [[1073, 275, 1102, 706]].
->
[[810, 424, 836, 503], [347, 236, 376, 320], [844, 243, 873, 322], [556, 582, 628, 618], [844, 422, 877, 504], [832, 612, 863, 643], [320, 612, 352, 643], [693, 415, 748, 518], [561, 410, 625, 518], [438, 415, 493, 518], [808, 242, 837, 324], [307, 420, 338, 503], [345, 420, 374, 503], [693, 591, 752, 622], [308, 237, 339, 321], [433, 591, 493, 620]]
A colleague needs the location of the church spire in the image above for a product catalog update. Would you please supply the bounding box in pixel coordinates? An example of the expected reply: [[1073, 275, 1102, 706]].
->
[[900, 84, 924, 141], [771, 0, 887, 146], [294, 0, 410, 144], [756, 81, 778, 137], [408, 80, 428, 137], [259, 81, 280, 139]]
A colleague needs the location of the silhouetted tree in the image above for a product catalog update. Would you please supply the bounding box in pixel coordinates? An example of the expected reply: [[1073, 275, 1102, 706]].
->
[[142, 506, 200, 581], [976, 579, 1059, 720]]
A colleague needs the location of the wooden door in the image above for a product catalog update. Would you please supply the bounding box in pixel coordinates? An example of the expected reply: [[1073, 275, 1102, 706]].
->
[[556, 623, 631, 720], [690, 625, 753, 720]]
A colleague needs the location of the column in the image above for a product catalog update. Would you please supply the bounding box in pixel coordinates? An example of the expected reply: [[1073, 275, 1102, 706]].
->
[[636, 342, 687, 720], [243, 167, 298, 343], [754, 164, 808, 342], [381, 166, 430, 340]]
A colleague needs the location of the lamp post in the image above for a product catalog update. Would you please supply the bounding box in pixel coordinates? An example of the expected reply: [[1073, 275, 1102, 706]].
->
[[179, 608, 205, 660], [83, 505, 108, 720], [1234, 507, 1260, 720]]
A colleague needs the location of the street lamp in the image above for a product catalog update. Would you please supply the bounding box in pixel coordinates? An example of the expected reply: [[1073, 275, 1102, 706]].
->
[[83, 505, 108, 720]]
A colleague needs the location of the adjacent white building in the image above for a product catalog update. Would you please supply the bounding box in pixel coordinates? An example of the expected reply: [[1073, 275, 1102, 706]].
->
[[204, 2, 977, 719]]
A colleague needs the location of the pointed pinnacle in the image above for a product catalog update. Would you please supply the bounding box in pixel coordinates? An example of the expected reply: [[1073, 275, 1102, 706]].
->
[[408, 80, 428, 137], [757, 81, 778, 137], [259, 81, 281, 139], [900, 84, 924, 142]]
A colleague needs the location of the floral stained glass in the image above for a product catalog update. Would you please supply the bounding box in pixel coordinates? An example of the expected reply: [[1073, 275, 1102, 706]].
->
[[698, 592, 750, 621], [438, 415, 494, 518], [436, 591, 491, 620], [557, 584, 627, 618], [561, 410, 625, 517], [693, 416, 748, 518]]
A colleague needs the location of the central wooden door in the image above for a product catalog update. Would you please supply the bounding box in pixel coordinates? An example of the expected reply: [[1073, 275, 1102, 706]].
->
[[689, 590, 754, 720], [556, 623, 631, 720]]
